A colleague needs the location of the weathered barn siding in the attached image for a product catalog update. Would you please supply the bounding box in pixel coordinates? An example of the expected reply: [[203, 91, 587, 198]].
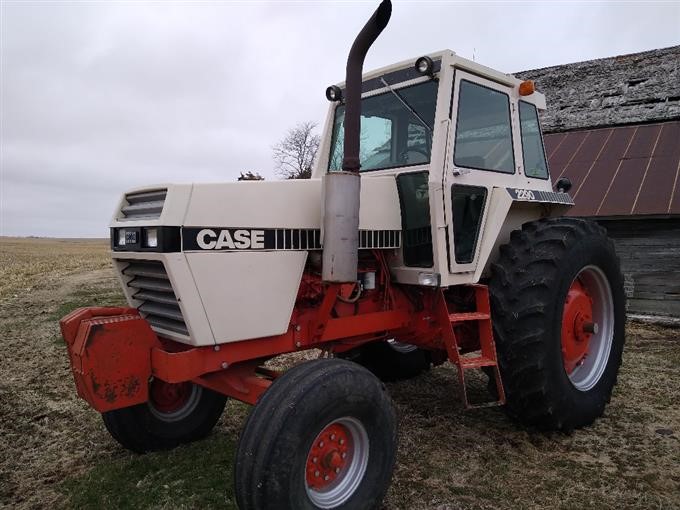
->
[[597, 218, 680, 318]]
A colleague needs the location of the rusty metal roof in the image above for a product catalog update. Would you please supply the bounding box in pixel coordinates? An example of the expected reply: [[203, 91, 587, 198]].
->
[[544, 120, 680, 217]]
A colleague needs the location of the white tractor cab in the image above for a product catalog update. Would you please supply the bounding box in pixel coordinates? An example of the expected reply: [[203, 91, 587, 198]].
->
[[316, 50, 572, 287], [63, 2, 625, 509]]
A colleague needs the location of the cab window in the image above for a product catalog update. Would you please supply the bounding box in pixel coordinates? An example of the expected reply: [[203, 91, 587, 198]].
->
[[519, 101, 549, 179], [454, 80, 515, 174], [397, 172, 433, 267], [329, 80, 437, 172]]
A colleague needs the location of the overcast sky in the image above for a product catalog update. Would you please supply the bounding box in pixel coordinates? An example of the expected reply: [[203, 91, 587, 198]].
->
[[1, 1, 679, 237]]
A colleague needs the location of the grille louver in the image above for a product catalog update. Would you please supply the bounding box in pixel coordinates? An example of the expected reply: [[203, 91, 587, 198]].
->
[[122, 260, 188, 336], [120, 189, 167, 220]]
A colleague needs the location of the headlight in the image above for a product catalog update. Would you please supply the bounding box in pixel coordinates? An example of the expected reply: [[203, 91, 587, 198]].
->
[[325, 85, 343, 102], [144, 228, 158, 248], [418, 272, 440, 287], [117, 228, 138, 246], [415, 56, 434, 76], [112, 226, 180, 252]]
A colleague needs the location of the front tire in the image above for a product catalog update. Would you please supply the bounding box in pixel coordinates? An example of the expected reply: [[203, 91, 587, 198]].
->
[[234, 358, 397, 510], [489, 217, 626, 431], [102, 380, 227, 453]]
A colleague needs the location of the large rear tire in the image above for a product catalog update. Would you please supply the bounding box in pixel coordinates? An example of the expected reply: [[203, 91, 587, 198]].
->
[[339, 340, 431, 382], [234, 358, 397, 510], [102, 380, 227, 453], [489, 217, 625, 431]]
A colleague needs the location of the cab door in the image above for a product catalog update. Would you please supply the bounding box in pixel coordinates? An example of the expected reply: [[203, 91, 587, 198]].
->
[[444, 70, 519, 274]]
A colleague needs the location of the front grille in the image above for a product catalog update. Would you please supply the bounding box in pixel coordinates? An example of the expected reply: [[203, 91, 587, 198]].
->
[[120, 189, 167, 221], [122, 260, 188, 336]]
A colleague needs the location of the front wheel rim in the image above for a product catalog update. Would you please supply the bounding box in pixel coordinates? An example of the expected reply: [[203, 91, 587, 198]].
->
[[148, 380, 202, 422], [304, 416, 369, 509], [561, 265, 614, 391]]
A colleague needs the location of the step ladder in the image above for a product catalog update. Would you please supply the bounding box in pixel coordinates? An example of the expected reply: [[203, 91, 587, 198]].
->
[[435, 284, 506, 409]]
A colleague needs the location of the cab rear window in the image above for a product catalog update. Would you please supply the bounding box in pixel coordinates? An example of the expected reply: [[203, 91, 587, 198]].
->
[[519, 101, 549, 179]]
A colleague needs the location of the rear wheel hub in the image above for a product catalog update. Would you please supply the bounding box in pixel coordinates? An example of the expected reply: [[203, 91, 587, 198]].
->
[[560, 266, 615, 391], [561, 279, 594, 374]]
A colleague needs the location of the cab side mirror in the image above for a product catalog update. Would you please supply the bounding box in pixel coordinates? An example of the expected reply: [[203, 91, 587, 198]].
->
[[556, 177, 572, 193]]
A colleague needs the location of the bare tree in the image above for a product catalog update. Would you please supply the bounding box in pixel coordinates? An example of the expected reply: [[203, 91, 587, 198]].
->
[[273, 121, 320, 179], [238, 171, 265, 181]]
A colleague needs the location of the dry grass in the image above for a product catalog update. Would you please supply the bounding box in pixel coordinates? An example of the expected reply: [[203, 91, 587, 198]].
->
[[0, 238, 111, 301], [0, 237, 678, 509]]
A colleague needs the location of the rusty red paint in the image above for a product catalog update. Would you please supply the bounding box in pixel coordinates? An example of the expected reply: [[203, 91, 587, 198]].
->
[[60, 308, 159, 412]]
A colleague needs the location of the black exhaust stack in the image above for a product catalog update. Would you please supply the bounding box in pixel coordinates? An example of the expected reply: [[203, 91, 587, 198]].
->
[[342, 0, 392, 173], [322, 0, 392, 283]]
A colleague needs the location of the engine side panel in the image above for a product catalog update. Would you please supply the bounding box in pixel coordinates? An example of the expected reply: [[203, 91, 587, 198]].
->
[[186, 251, 307, 343]]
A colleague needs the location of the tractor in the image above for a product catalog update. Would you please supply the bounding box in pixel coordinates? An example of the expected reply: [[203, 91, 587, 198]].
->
[[60, 1, 626, 508]]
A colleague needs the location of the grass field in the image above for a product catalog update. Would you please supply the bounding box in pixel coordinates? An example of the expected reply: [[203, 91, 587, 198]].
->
[[1, 237, 678, 509]]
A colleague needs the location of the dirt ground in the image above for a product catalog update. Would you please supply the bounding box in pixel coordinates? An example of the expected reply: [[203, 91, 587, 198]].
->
[[1, 237, 679, 509]]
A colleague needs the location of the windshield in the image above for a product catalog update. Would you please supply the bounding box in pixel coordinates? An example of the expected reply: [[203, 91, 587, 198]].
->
[[328, 80, 438, 172]]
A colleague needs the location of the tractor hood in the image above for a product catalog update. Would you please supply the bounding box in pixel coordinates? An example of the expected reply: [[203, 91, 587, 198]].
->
[[108, 178, 401, 347], [111, 180, 322, 232], [110, 178, 401, 248]]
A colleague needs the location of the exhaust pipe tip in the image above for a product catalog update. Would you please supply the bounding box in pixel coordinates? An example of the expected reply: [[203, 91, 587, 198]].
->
[[374, 0, 392, 31]]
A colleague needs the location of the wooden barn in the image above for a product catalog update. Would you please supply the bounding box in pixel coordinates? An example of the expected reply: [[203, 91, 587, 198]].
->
[[517, 45, 680, 320]]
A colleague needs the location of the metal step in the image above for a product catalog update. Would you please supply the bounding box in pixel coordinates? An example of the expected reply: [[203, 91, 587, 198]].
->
[[436, 285, 505, 409]]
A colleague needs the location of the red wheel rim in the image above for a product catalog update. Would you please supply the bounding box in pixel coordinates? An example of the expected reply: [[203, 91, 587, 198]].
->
[[305, 423, 352, 490], [561, 278, 595, 374], [149, 379, 193, 414]]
